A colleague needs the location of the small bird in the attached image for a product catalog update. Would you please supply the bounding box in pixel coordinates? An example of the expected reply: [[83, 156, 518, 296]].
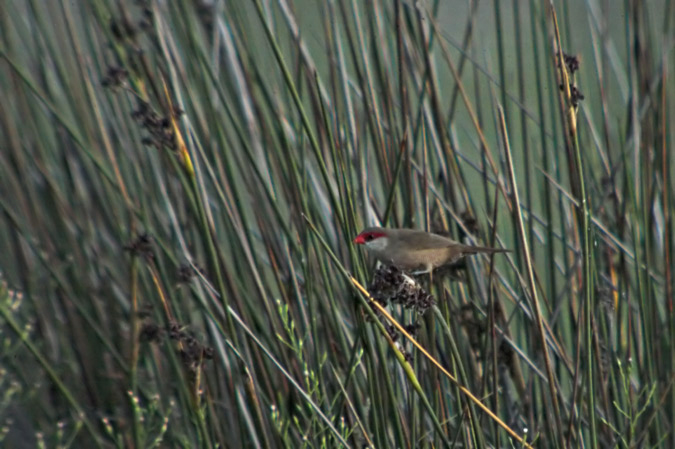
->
[[353, 227, 509, 274]]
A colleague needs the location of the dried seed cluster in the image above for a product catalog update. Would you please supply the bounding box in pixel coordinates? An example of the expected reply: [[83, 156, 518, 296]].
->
[[366, 265, 435, 361], [126, 235, 213, 375], [131, 102, 182, 150], [368, 265, 435, 314], [124, 233, 155, 260], [169, 321, 215, 371], [109, 1, 153, 43], [176, 263, 205, 284], [458, 303, 518, 377], [459, 210, 480, 238], [101, 66, 129, 90], [559, 52, 584, 107], [140, 318, 214, 373]]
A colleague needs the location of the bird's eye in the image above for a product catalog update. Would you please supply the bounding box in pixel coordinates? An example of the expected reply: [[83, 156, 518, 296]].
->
[[365, 234, 374, 242]]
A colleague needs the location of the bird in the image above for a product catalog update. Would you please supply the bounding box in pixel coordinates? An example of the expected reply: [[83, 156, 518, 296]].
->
[[353, 227, 509, 274]]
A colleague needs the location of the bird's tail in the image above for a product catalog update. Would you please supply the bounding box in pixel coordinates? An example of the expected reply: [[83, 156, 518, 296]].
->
[[463, 245, 510, 255]]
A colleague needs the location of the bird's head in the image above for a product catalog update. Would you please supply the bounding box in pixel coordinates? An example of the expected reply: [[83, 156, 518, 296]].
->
[[353, 227, 390, 251]]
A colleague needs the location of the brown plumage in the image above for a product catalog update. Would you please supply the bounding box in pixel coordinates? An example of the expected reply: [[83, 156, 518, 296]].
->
[[353, 227, 509, 274]]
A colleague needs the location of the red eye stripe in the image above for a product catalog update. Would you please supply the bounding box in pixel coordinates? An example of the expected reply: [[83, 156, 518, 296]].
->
[[353, 231, 386, 244]]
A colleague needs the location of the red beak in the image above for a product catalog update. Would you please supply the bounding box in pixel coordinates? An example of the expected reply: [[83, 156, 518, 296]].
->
[[353, 235, 365, 244]]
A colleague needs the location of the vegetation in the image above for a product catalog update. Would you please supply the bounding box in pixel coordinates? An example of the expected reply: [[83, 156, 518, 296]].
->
[[1, 0, 673, 447]]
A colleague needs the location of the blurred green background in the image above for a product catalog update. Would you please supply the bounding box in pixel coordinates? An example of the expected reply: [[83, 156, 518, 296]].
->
[[1, 0, 673, 447]]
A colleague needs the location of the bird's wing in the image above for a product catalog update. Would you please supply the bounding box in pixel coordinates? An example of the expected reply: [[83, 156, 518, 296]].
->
[[396, 229, 459, 250]]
